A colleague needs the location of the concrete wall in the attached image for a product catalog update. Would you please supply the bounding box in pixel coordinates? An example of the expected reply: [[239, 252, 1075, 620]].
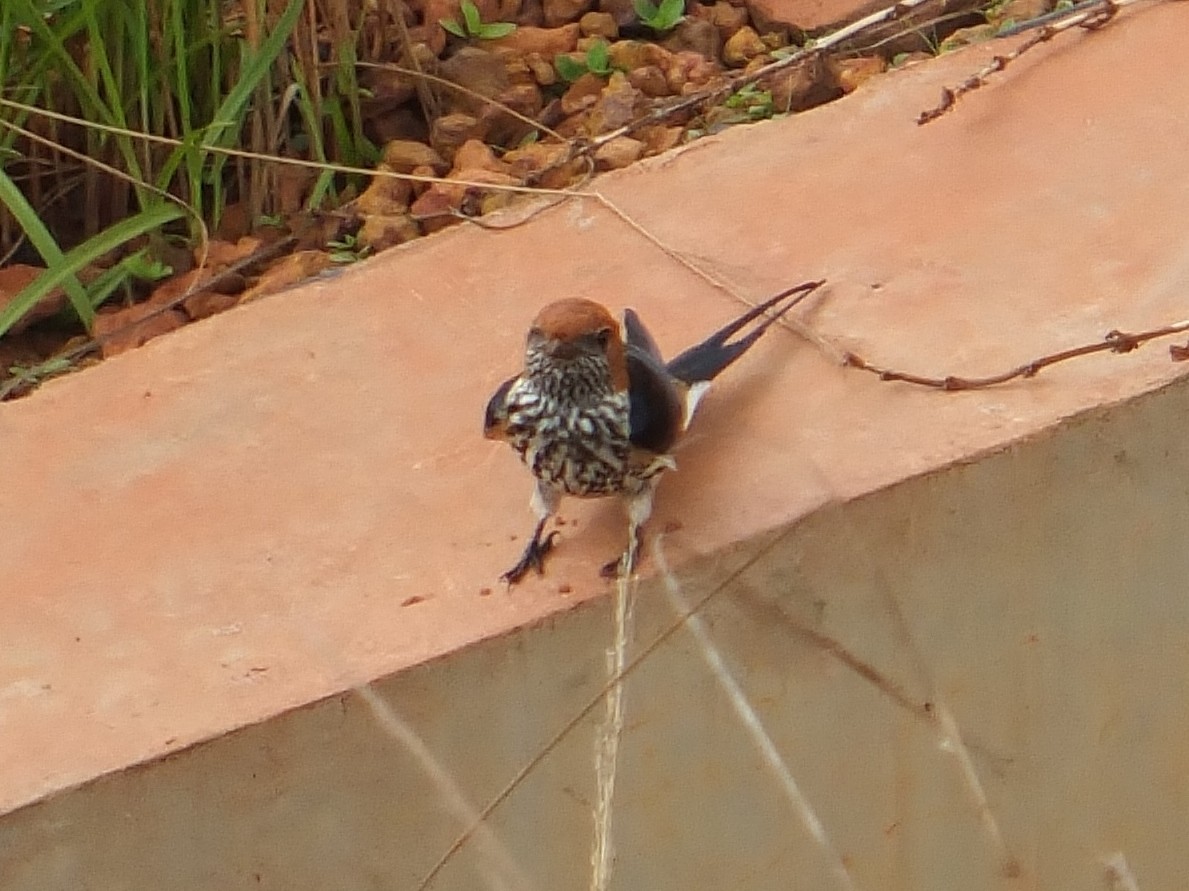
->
[[4, 377, 1188, 890]]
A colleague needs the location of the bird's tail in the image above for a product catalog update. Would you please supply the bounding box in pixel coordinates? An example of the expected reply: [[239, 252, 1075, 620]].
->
[[665, 280, 825, 385]]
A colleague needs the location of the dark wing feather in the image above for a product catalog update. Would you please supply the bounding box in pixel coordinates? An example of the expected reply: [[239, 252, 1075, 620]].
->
[[623, 308, 665, 363], [626, 346, 684, 455], [483, 375, 518, 439]]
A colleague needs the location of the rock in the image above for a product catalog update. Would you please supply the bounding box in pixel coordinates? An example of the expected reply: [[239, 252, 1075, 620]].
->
[[746, 0, 878, 32], [452, 138, 511, 174], [482, 83, 545, 144], [560, 72, 607, 115], [410, 164, 441, 198], [496, 0, 525, 20], [579, 11, 619, 38], [357, 214, 423, 252], [759, 56, 837, 111], [586, 71, 644, 133], [439, 47, 510, 114], [525, 52, 558, 85], [489, 23, 580, 56], [430, 113, 489, 161], [722, 25, 765, 66], [382, 139, 448, 173], [359, 65, 419, 111], [689, 1, 749, 41], [240, 251, 333, 303], [502, 54, 535, 86], [411, 167, 523, 221], [0, 265, 65, 335], [628, 64, 671, 97], [367, 106, 430, 145], [665, 50, 721, 93], [93, 301, 187, 358], [594, 136, 645, 170], [598, 0, 637, 27], [515, 0, 546, 25], [828, 55, 885, 93], [639, 123, 684, 154], [663, 18, 721, 59], [607, 39, 673, 72], [183, 289, 240, 322], [543, 0, 593, 27], [503, 141, 582, 188], [356, 164, 416, 215]]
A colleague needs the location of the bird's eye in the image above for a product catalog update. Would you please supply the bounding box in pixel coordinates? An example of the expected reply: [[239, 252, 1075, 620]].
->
[[595, 327, 612, 348]]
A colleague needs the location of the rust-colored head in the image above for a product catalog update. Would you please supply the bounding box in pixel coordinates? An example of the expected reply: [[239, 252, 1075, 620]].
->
[[526, 298, 628, 390]]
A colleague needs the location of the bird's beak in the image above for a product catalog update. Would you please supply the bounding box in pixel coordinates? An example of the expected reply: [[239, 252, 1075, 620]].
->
[[543, 338, 579, 360]]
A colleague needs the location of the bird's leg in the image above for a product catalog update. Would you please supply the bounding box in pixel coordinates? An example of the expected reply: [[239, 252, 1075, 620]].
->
[[502, 482, 561, 585], [502, 517, 558, 584], [600, 522, 643, 579], [600, 485, 655, 580]]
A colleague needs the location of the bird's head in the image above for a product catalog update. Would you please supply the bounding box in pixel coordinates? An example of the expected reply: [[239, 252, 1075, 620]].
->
[[525, 298, 628, 391]]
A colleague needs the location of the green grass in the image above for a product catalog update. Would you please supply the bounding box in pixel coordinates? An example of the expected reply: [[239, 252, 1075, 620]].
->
[[0, 0, 381, 337]]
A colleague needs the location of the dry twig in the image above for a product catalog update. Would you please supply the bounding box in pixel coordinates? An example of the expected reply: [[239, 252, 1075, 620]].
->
[[842, 320, 1189, 391], [917, 0, 1131, 125]]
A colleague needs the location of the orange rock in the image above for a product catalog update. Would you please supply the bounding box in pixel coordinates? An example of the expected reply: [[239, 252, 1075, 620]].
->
[[452, 139, 511, 175], [93, 302, 187, 358], [579, 11, 618, 38], [543, 0, 593, 28], [746, 0, 880, 31], [489, 23, 580, 56], [586, 72, 644, 134], [690, 1, 749, 41], [722, 25, 765, 67], [594, 135, 645, 170], [430, 113, 489, 162], [356, 165, 416, 215], [639, 124, 684, 155], [240, 251, 333, 303], [0, 264, 66, 336], [560, 72, 606, 115], [381, 140, 447, 174], [829, 55, 886, 93], [357, 214, 423, 252], [628, 64, 671, 98]]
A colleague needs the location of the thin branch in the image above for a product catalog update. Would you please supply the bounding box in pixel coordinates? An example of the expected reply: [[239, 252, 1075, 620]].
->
[[841, 321, 1189, 391], [918, 0, 1131, 125]]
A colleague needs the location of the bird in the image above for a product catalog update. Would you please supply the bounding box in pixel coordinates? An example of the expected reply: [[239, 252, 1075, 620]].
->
[[484, 280, 825, 584]]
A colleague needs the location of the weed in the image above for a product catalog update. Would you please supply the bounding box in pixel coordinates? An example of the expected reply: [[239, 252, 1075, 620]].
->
[[633, 0, 685, 32], [327, 232, 372, 265], [440, 0, 517, 39], [555, 39, 615, 83], [724, 84, 776, 121]]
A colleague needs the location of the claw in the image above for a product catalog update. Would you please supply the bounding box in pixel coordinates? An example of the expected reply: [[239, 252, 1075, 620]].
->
[[502, 530, 559, 585]]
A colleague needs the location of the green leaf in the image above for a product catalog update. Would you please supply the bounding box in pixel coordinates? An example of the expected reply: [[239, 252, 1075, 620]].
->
[[586, 39, 610, 74], [0, 202, 185, 338], [461, 0, 482, 35], [479, 20, 516, 37], [0, 168, 91, 325], [440, 15, 466, 36], [633, 0, 660, 20], [555, 53, 587, 82], [657, 0, 685, 27]]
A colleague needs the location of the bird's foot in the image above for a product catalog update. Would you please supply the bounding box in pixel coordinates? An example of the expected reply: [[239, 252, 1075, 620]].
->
[[501, 531, 559, 585], [599, 539, 640, 581]]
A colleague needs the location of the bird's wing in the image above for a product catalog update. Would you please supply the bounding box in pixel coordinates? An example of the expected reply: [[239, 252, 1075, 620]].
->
[[625, 345, 685, 455], [483, 375, 519, 440], [623, 308, 666, 363]]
